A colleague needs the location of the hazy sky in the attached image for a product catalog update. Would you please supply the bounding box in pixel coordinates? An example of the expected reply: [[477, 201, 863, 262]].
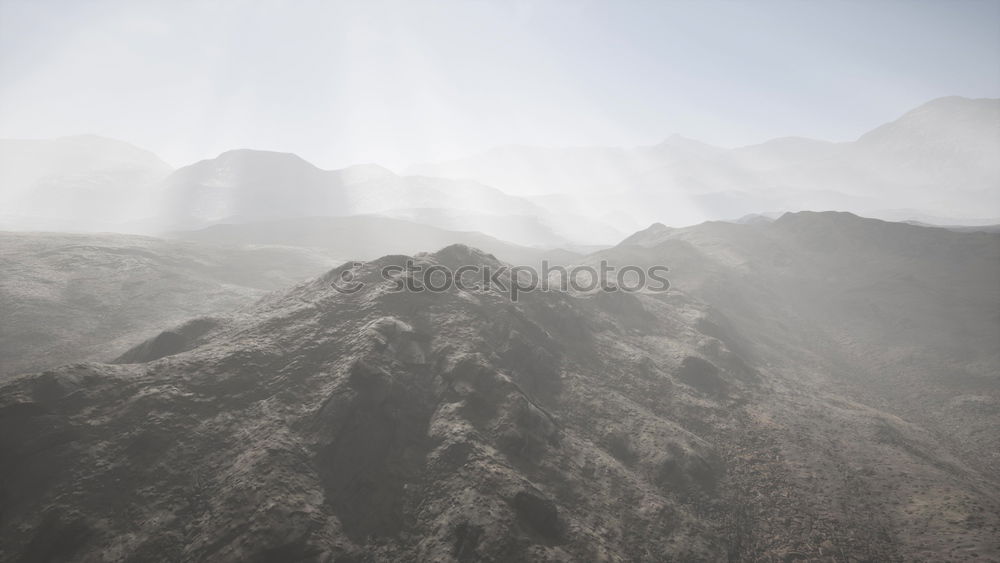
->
[[1, 0, 998, 169]]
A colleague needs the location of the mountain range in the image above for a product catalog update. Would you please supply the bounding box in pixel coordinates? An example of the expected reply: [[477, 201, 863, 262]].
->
[[1, 95, 999, 562], [412, 96, 1000, 229], [1, 96, 997, 246], [0, 219, 582, 380], [1, 212, 997, 561]]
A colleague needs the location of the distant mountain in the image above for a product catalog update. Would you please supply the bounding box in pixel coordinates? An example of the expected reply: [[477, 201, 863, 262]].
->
[[617, 221, 672, 246], [855, 96, 999, 167], [3, 96, 996, 246], [412, 97, 1000, 229], [771, 96, 1000, 212], [729, 213, 776, 225], [0, 135, 172, 231], [901, 220, 1000, 233], [0, 139, 625, 245], [155, 149, 622, 245], [2, 213, 997, 561], [0, 231, 336, 378], [172, 215, 582, 266], [868, 209, 1000, 226], [159, 149, 542, 228]]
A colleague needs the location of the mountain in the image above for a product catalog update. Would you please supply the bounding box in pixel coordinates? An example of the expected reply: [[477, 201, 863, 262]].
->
[[160, 150, 539, 227], [171, 215, 582, 266], [901, 220, 1000, 233], [771, 97, 1000, 214], [0, 136, 173, 231], [1, 212, 582, 380], [596, 212, 1000, 479], [0, 232, 337, 378], [617, 221, 672, 246], [3, 96, 995, 246], [411, 97, 1000, 230], [155, 149, 622, 245], [855, 96, 1000, 169], [1, 214, 997, 561]]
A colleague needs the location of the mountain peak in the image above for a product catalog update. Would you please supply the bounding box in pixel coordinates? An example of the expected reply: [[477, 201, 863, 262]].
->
[[857, 96, 1000, 145], [919, 94, 992, 108], [213, 148, 318, 168], [774, 210, 863, 224], [618, 222, 673, 247], [427, 243, 503, 269], [896, 95, 1000, 121]]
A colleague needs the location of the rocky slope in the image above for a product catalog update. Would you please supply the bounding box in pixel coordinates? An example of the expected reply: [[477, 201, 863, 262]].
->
[[0, 232, 337, 379], [0, 214, 997, 561], [597, 211, 1000, 477], [594, 212, 1000, 560]]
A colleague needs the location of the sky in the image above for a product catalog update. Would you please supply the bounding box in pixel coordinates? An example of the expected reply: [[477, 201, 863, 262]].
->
[[1, 0, 998, 170]]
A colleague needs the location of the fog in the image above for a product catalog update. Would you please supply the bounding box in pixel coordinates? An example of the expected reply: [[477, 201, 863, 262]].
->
[[2, 95, 999, 241], [1, 2, 999, 561]]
